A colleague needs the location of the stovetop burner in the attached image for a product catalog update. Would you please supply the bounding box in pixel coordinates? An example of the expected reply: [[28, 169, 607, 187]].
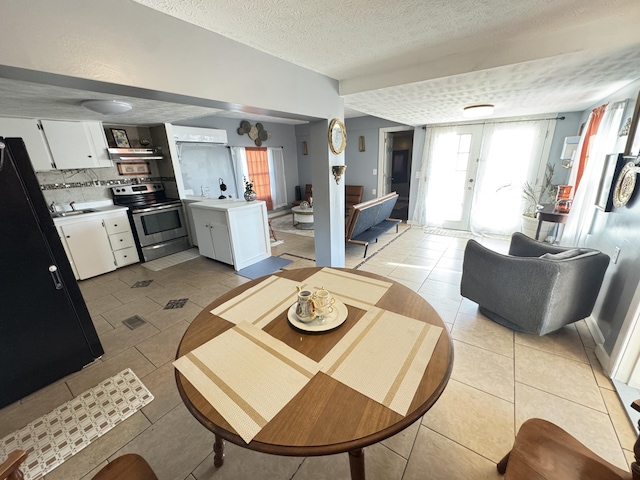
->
[[111, 183, 180, 209]]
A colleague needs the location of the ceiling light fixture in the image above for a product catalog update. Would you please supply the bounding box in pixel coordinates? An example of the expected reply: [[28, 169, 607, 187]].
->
[[463, 104, 494, 118], [81, 99, 132, 115]]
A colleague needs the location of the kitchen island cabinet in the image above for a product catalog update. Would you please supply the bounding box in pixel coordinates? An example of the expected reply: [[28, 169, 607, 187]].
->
[[55, 208, 139, 279], [191, 200, 270, 271]]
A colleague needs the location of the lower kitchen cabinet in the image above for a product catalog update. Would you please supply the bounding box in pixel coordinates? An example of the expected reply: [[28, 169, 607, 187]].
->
[[191, 200, 270, 271], [55, 209, 139, 280], [58, 219, 116, 280]]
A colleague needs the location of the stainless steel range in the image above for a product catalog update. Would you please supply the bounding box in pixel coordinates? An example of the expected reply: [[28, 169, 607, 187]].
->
[[111, 183, 190, 262]]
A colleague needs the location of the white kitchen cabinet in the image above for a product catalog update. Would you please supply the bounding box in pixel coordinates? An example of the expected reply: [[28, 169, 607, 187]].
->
[[58, 218, 116, 280], [191, 200, 270, 271], [40, 120, 111, 169], [55, 208, 139, 279], [104, 212, 139, 267], [0, 117, 55, 171]]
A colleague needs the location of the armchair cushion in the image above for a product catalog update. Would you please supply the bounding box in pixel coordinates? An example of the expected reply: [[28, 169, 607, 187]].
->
[[461, 232, 610, 335]]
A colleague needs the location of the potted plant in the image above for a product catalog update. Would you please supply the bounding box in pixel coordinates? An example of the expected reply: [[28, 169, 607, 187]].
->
[[521, 163, 559, 240]]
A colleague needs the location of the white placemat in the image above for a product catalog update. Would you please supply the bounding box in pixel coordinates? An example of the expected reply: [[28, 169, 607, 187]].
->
[[174, 321, 320, 443], [211, 276, 300, 329], [320, 307, 442, 415], [303, 268, 392, 310]]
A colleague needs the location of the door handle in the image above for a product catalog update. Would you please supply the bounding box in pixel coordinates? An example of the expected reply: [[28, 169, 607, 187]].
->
[[49, 265, 63, 290]]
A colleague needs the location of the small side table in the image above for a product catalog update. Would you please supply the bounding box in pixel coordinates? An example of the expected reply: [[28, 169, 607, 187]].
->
[[292, 206, 314, 229], [536, 204, 569, 241]]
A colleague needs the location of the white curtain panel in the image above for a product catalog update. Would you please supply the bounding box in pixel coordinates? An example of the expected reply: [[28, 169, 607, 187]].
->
[[268, 147, 288, 209], [562, 100, 627, 246], [229, 146, 248, 196], [410, 125, 461, 226], [412, 119, 554, 235], [470, 119, 555, 236]]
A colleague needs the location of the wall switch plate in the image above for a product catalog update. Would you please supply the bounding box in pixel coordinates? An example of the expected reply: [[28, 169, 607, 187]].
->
[[373, 168, 377, 175], [613, 247, 621, 264], [372, 188, 376, 195]]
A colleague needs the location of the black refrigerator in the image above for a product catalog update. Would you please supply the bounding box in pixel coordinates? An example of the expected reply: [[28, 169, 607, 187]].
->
[[0, 137, 104, 408]]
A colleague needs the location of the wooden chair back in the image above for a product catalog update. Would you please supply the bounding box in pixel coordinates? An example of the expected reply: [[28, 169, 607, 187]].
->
[[498, 399, 640, 479], [0, 451, 157, 480]]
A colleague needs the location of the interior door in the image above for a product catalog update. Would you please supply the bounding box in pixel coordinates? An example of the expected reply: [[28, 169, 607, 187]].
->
[[382, 132, 394, 195], [425, 125, 483, 230]]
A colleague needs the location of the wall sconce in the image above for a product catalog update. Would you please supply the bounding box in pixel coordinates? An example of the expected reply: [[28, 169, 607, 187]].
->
[[302, 141, 308, 155], [359, 136, 365, 152], [332, 165, 347, 184]]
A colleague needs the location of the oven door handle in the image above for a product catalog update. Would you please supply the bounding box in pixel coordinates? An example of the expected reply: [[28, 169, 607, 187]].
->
[[132, 203, 182, 214]]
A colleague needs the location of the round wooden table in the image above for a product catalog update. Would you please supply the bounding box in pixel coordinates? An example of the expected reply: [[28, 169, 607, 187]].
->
[[175, 267, 453, 480]]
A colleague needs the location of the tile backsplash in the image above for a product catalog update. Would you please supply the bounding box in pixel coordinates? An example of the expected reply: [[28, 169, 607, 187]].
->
[[35, 165, 172, 209]]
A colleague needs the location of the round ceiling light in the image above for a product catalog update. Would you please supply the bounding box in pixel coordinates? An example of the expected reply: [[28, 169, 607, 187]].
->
[[463, 104, 495, 118], [82, 99, 132, 115]]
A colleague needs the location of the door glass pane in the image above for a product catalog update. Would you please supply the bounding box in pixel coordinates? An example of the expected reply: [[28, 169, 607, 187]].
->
[[427, 133, 473, 223]]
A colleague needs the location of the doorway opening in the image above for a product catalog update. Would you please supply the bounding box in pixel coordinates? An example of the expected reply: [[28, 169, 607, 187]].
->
[[378, 127, 414, 221]]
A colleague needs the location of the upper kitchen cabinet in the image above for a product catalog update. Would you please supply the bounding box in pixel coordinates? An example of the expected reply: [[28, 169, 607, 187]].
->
[[40, 120, 111, 170], [0, 117, 55, 171]]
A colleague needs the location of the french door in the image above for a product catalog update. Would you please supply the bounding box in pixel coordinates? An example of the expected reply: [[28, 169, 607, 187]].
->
[[424, 125, 483, 230]]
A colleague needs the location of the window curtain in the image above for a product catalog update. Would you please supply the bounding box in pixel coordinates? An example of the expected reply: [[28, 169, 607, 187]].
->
[[410, 125, 460, 226], [245, 147, 273, 210], [570, 105, 607, 192], [229, 146, 248, 197], [411, 119, 554, 235], [267, 147, 287, 209], [562, 100, 627, 246], [470, 119, 554, 236]]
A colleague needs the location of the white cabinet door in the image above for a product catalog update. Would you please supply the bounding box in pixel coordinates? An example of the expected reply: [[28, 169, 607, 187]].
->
[[60, 219, 115, 280], [0, 117, 54, 171], [40, 120, 110, 169], [211, 223, 233, 265], [192, 209, 215, 259]]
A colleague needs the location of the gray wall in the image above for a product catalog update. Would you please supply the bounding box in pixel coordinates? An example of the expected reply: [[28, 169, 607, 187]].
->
[[177, 117, 299, 209], [567, 78, 640, 354], [295, 117, 409, 203]]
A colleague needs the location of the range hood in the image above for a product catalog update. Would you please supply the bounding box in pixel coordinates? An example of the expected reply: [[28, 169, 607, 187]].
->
[[107, 147, 164, 161]]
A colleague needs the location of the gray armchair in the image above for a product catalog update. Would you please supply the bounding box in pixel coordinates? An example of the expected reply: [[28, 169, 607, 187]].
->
[[460, 232, 610, 335]]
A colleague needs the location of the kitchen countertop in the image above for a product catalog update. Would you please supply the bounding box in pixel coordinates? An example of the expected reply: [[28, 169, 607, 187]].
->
[[51, 205, 129, 226]]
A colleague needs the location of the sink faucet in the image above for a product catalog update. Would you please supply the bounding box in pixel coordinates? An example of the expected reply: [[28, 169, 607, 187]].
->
[[69, 201, 76, 211], [49, 201, 56, 213]]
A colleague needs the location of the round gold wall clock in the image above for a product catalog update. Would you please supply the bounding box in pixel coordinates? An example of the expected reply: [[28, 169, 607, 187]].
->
[[328, 118, 347, 155], [612, 162, 638, 208]]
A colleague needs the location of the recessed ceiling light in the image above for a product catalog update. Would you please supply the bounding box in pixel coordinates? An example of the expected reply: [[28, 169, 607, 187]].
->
[[463, 104, 495, 118], [82, 100, 132, 115]]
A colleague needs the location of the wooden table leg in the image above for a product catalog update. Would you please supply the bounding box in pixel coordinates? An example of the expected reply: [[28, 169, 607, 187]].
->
[[349, 448, 365, 480], [213, 435, 225, 467]]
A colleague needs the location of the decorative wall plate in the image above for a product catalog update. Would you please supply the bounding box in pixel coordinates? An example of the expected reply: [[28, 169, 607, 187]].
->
[[613, 162, 638, 208], [328, 118, 346, 155]]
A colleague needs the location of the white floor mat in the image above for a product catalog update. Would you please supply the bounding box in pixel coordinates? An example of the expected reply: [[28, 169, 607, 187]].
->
[[0, 369, 154, 480]]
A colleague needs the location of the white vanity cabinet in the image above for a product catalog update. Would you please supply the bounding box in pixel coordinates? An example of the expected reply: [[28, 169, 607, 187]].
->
[[40, 120, 111, 169], [0, 117, 55, 171], [191, 200, 271, 271], [55, 208, 139, 280]]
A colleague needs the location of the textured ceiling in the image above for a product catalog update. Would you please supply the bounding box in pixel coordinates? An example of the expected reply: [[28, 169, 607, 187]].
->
[[1, 0, 639, 126], [130, 0, 640, 125]]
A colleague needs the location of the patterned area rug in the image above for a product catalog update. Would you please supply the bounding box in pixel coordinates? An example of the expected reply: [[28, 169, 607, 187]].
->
[[422, 227, 478, 239], [270, 214, 314, 238], [0, 369, 153, 480]]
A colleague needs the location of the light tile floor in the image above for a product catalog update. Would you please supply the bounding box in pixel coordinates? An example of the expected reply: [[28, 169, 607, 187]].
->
[[1, 227, 636, 479]]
